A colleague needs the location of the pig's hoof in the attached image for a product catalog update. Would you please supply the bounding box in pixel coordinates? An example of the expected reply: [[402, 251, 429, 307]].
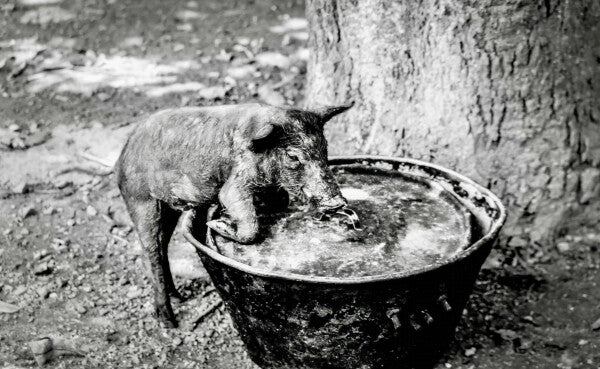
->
[[207, 219, 257, 244]]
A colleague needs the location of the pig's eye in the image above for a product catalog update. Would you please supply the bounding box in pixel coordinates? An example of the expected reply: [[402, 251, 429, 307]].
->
[[286, 153, 302, 168]]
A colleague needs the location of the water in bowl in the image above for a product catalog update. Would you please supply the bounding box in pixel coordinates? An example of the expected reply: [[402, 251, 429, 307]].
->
[[213, 166, 474, 278]]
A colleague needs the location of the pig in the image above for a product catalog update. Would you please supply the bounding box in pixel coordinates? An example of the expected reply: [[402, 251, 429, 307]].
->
[[115, 103, 352, 327]]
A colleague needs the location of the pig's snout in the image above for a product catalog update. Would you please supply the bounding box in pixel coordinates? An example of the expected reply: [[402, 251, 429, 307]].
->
[[317, 194, 348, 213]]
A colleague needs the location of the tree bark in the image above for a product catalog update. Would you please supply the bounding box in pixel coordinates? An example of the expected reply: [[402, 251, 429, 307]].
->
[[306, 0, 600, 247]]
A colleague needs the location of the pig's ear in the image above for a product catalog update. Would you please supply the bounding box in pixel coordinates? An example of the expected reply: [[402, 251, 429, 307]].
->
[[250, 123, 284, 152], [313, 102, 354, 126]]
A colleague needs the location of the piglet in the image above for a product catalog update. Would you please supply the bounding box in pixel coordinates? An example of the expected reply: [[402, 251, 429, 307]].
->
[[115, 103, 351, 327]]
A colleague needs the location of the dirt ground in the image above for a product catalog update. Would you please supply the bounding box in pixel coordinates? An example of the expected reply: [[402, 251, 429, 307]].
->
[[0, 0, 599, 368]]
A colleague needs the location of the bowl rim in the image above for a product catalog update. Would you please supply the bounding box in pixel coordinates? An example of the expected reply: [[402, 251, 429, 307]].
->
[[182, 155, 507, 285]]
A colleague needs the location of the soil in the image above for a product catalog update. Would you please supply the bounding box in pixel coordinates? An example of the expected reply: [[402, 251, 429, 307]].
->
[[0, 0, 599, 368]]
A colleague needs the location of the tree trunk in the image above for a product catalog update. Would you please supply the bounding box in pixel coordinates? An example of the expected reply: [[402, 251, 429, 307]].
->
[[306, 0, 600, 248]]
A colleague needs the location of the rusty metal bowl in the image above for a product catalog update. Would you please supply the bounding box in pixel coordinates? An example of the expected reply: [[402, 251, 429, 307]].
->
[[182, 156, 506, 369]]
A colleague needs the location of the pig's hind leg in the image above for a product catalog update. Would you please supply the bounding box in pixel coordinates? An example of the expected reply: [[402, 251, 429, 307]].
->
[[127, 199, 180, 328], [157, 203, 184, 302]]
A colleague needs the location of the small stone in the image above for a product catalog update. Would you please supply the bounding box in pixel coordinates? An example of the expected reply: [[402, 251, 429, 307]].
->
[[176, 23, 193, 32], [86, 205, 98, 217], [508, 236, 528, 248], [42, 206, 56, 215], [34, 249, 49, 260], [75, 304, 87, 314], [121, 36, 144, 48], [257, 85, 285, 106], [206, 71, 219, 79], [48, 292, 58, 299], [106, 331, 119, 342], [12, 182, 31, 194], [54, 179, 71, 189], [198, 85, 230, 100], [175, 9, 204, 21], [578, 339, 588, 346], [254, 52, 291, 69], [591, 317, 600, 331], [556, 241, 571, 253], [65, 208, 76, 219], [107, 189, 121, 198], [173, 43, 185, 52], [127, 286, 142, 299], [19, 205, 37, 218], [34, 262, 52, 276], [214, 49, 232, 62], [173, 337, 183, 346], [464, 347, 476, 357], [226, 65, 257, 80], [37, 286, 50, 299], [8, 124, 21, 132], [14, 285, 27, 296], [97, 92, 112, 102], [66, 219, 76, 227]]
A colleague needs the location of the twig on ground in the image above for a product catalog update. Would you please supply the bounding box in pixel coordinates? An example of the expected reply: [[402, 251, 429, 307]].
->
[[78, 151, 114, 168], [35, 189, 62, 194], [53, 164, 112, 177], [111, 121, 134, 130], [202, 286, 216, 297], [191, 299, 223, 331]]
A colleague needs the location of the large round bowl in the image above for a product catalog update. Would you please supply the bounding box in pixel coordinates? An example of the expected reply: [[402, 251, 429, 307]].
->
[[182, 156, 506, 369]]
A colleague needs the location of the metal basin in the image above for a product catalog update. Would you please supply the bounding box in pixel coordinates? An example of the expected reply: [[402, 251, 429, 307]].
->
[[182, 156, 506, 369]]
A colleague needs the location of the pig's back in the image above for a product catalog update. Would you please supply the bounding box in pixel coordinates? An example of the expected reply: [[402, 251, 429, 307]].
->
[[116, 106, 253, 205]]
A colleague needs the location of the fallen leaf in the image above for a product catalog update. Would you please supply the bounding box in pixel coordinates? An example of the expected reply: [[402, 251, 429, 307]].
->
[[198, 85, 230, 100], [175, 9, 205, 22], [146, 82, 205, 98], [0, 300, 20, 313], [226, 65, 257, 80], [495, 328, 518, 341], [254, 52, 291, 69], [592, 317, 600, 331], [269, 17, 308, 34], [257, 85, 285, 106], [464, 347, 476, 357], [23, 131, 51, 148], [20, 6, 75, 25], [29, 336, 85, 366]]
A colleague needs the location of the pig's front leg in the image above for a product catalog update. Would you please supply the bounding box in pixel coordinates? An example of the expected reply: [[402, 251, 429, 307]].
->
[[207, 181, 259, 244]]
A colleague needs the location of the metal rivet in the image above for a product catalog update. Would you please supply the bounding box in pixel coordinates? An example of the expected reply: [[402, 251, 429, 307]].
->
[[421, 310, 434, 325], [409, 314, 421, 331], [438, 295, 452, 312], [386, 308, 402, 330]]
